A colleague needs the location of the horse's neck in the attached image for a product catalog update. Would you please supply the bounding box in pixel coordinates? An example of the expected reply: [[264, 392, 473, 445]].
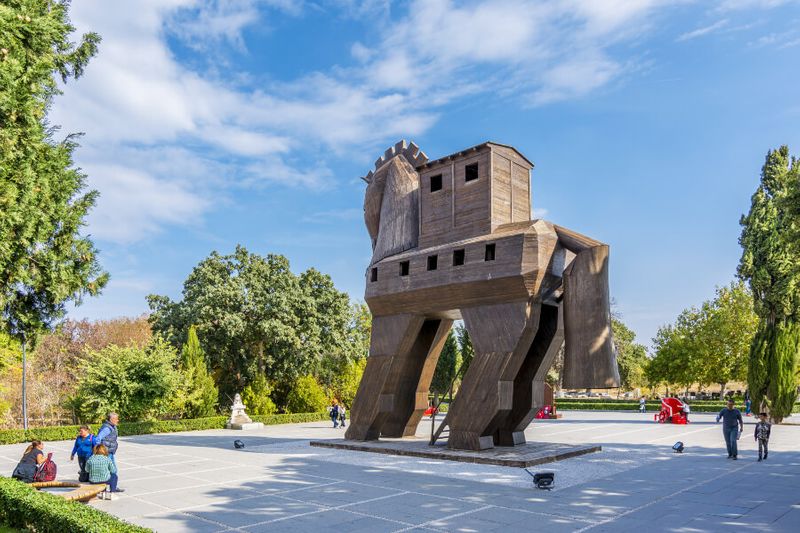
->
[[371, 157, 420, 264]]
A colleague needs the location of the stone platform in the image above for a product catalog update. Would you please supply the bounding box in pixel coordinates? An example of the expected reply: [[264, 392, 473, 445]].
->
[[309, 438, 600, 467]]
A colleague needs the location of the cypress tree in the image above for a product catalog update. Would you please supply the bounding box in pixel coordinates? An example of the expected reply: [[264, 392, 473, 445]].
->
[[431, 330, 461, 398], [739, 146, 800, 422], [180, 326, 218, 418], [1, 0, 107, 337]]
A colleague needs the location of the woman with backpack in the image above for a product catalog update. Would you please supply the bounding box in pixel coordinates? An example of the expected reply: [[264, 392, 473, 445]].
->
[[12, 440, 46, 482]]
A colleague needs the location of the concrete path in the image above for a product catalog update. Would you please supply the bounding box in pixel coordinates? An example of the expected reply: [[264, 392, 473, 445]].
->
[[1, 411, 797, 532]]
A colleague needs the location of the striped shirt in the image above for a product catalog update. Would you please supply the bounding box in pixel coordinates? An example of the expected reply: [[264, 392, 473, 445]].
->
[[86, 454, 117, 483]]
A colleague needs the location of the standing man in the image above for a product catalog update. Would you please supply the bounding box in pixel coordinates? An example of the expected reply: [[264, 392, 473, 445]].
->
[[96, 412, 124, 492], [716, 399, 744, 460]]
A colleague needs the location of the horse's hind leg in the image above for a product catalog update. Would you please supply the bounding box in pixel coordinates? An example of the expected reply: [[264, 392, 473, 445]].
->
[[495, 304, 563, 445], [346, 314, 438, 441], [445, 301, 540, 451], [380, 319, 453, 437]]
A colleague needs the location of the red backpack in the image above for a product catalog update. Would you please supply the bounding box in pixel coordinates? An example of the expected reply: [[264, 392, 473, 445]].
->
[[33, 453, 57, 482]]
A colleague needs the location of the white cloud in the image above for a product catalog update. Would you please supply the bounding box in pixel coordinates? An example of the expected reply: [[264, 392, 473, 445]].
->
[[54, 0, 765, 245], [677, 18, 729, 41], [84, 164, 208, 244], [363, 0, 681, 107]]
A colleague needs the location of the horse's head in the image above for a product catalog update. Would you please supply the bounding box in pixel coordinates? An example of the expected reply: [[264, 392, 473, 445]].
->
[[362, 141, 428, 264]]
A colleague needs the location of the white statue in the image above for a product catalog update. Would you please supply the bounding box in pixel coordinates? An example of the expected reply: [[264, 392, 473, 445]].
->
[[226, 393, 263, 430]]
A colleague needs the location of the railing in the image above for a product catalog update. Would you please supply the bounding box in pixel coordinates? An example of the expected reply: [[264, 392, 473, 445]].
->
[[429, 360, 467, 445]]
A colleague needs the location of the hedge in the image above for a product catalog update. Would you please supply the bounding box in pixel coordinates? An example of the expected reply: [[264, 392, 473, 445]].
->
[[0, 412, 328, 446], [0, 476, 150, 533], [556, 402, 800, 413]]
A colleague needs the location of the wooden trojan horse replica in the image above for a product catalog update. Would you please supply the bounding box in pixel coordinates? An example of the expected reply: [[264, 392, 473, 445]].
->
[[345, 140, 619, 451]]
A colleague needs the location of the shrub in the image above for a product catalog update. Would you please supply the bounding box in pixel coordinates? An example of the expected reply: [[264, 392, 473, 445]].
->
[[285, 375, 328, 414], [74, 338, 183, 421], [329, 358, 366, 406], [242, 374, 277, 415], [0, 476, 150, 532], [555, 401, 800, 413]]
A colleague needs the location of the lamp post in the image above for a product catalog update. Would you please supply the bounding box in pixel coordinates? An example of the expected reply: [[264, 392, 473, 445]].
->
[[21, 330, 27, 430]]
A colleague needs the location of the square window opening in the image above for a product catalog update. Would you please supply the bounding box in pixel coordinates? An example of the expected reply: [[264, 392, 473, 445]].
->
[[453, 249, 465, 266], [465, 163, 479, 182], [399, 261, 410, 276], [427, 255, 438, 271], [371, 267, 378, 282], [430, 174, 443, 192], [484, 243, 496, 261]]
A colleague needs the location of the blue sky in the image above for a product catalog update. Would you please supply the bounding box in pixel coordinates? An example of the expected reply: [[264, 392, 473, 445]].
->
[[53, 0, 800, 349]]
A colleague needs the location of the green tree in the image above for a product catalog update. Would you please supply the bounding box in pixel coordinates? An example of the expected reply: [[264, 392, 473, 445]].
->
[[147, 246, 358, 401], [739, 146, 800, 422], [241, 373, 277, 415], [430, 330, 460, 399], [75, 338, 183, 421], [285, 375, 328, 414], [180, 326, 218, 418], [647, 282, 758, 397], [456, 324, 473, 375], [648, 310, 700, 394], [0, 1, 107, 339], [695, 282, 758, 395], [611, 319, 649, 391]]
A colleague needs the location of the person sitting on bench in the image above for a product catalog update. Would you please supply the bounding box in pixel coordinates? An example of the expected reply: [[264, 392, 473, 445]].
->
[[86, 444, 118, 493]]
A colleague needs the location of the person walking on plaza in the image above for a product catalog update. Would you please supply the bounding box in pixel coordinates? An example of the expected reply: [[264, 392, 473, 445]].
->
[[681, 400, 690, 423], [716, 399, 744, 460], [70, 425, 95, 482], [754, 412, 771, 462], [744, 390, 752, 417], [639, 397, 646, 413], [339, 403, 347, 428], [329, 400, 340, 428], [96, 412, 124, 492], [86, 444, 118, 493]]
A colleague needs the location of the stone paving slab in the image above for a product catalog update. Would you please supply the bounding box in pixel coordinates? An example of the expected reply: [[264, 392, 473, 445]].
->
[[309, 438, 601, 467]]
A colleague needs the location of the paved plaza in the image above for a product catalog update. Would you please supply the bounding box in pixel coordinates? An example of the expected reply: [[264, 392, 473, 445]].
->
[[1, 411, 798, 532]]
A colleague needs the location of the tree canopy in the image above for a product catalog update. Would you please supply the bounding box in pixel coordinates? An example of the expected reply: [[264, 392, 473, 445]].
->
[[647, 282, 758, 396], [0, 0, 107, 339], [147, 246, 364, 401]]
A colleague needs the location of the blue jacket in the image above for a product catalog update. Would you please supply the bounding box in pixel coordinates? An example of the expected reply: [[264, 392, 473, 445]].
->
[[71, 434, 95, 459]]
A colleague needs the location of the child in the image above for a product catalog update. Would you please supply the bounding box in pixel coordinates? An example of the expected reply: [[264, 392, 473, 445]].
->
[[754, 412, 771, 461], [71, 425, 95, 482], [339, 404, 347, 428]]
